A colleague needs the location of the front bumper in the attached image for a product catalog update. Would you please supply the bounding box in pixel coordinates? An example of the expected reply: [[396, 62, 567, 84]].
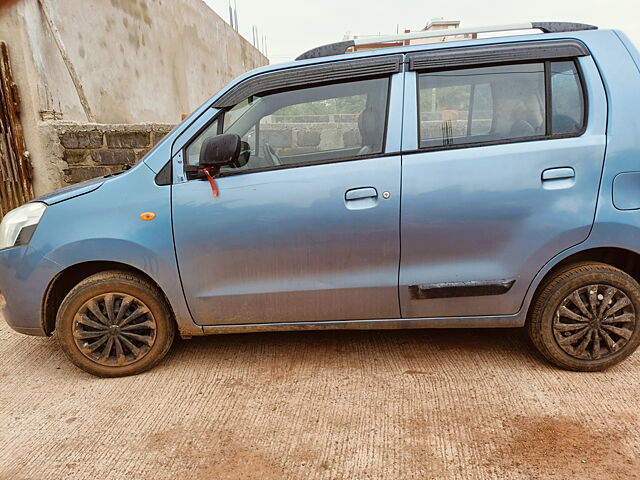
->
[[0, 245, 61, 336]]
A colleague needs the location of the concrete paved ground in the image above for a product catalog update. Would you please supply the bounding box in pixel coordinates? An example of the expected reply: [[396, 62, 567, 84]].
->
[[1, 314, 639, 480]]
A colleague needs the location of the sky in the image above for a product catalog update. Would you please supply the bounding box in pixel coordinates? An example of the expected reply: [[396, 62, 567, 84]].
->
[[204, 0, 640, 64]]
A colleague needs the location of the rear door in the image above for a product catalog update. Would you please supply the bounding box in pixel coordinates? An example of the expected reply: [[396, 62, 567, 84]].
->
[[172, 58, 405, 325], [399, 43, 607, 318]]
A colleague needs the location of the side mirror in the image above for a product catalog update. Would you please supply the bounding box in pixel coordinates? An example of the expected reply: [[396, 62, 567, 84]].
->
[[236, 141, 251, 168], [199, 133, 241, 170]]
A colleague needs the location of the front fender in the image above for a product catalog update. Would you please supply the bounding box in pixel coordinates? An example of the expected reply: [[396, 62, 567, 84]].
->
[[42, 239, 201, 338], [26, 163, 201, 337]]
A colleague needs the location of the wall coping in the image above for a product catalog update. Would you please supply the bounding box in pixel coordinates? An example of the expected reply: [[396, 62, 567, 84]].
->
[[45, 121, 177, 133]]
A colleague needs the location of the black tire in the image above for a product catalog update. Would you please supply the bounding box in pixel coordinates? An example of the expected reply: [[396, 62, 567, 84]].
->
[[527, 261, 640, 371], [55, 270, 176, 377]]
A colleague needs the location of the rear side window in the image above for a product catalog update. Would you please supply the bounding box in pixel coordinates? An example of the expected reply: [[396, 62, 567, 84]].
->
[[417, 61, 585, 149], [551, 61, 585, 135]]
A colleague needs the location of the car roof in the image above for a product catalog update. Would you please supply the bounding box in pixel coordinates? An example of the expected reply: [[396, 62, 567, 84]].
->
[[244, 28, 608, 81]]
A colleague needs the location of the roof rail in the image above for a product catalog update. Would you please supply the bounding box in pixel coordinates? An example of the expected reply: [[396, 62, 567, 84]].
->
[[295, 22, 598, 61]]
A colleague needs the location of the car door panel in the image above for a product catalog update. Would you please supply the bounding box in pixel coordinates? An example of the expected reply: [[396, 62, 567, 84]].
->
[[171, 69, 405, 326], [399, 56, 607, 318], [400, 136, 606, 318], [173, 157, 401, 325]]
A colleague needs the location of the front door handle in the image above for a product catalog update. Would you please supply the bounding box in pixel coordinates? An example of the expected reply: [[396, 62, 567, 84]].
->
[[345, 187, 378, 201], [542, 167, 575, 181]]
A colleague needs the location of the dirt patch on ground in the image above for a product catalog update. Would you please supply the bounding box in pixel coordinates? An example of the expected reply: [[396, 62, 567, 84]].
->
[[503, 415, 639, 479], [1, 317, 639, 479]]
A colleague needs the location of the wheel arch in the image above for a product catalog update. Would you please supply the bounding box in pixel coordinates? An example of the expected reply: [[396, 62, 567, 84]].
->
[[41, 261, 175, 336], [525, 246, 640, 321]]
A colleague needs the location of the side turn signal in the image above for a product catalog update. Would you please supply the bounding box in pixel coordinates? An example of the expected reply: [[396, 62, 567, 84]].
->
[[139, 212, 157, 221]]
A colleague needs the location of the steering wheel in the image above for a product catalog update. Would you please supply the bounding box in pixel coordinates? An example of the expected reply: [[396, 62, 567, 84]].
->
[[264, 143, 282, 166]]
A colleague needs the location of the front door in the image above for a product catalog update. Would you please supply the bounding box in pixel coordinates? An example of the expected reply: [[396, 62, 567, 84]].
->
[[173, 74, 402, 325], [399, 58, 607, 318]]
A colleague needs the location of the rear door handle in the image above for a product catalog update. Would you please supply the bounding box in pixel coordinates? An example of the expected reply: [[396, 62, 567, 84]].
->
[[345, 187, 378, 201], [542, 167, 575, 181]]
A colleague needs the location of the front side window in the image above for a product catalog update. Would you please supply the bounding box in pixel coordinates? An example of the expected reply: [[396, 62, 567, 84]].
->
[[186, 118, 219, 166], [417, 60, 585, 149], [186, 77, 389, 173]]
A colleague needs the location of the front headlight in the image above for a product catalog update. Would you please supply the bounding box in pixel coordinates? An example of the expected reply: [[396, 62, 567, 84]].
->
[[0, 202, 47, 250]]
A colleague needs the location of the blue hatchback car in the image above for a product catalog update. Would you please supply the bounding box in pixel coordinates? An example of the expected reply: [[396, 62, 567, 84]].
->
[[2, 22, 640, 376]]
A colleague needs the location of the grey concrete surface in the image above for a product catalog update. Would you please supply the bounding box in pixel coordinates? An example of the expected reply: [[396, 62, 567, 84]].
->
[[1, 313, 639, 480]]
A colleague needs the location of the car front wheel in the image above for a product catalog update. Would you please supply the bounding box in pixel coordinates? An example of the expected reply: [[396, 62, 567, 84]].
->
[[56, 270, 176, 377]]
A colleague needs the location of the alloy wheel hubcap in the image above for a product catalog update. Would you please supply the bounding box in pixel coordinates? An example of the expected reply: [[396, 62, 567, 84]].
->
[[72, 293, 157, 366], [553, 284, 636, 360]]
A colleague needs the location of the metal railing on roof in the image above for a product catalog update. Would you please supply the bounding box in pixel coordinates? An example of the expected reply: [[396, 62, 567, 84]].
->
[[296, 22, 598, 60]]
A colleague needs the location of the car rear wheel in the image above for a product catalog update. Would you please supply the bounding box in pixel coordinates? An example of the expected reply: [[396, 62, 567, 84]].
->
[[56, 271, 176, 377], [527, 262, 640, 371]]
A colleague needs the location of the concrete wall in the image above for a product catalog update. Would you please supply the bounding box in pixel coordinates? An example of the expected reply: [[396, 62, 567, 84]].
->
[[0, 0, 268, 195], [11, 0, 268, 124], [261, 116, 362, 157], [52, 122, 174, 184]]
